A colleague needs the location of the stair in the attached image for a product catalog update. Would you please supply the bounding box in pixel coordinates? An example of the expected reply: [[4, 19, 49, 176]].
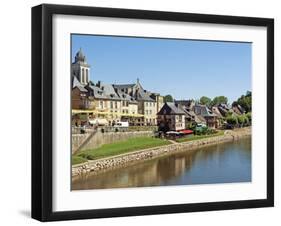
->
[[73, 128, 98, 154]]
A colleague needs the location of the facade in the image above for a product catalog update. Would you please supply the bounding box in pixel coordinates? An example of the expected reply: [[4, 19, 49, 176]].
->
[[194, 104, 218, 129], [157, 102, 186, 131], [85, 82, 122, 125], [116, 90, 141, 125], [114, 79, 158, 126], [71, 76, 89, 110], [175, 100, 207, 126], [151, 93, 164, 113]]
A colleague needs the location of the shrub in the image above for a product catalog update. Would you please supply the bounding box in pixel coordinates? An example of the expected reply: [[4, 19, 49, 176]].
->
[[237, 115, 245, 125], [226, 115, 238, 126], [246, 112, 252, 123]]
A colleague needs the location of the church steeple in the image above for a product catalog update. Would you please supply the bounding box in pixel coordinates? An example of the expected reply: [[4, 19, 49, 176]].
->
[[74, 47, 87, 64], [72, 48, 90, 85]]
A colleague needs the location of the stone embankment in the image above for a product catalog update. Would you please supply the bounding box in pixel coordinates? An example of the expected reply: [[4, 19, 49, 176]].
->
[[72, 127, 251, 178], [72, 130, 153, 154]]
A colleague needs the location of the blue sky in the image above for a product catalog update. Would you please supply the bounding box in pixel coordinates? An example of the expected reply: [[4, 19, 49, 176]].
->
[[72, 34, 251, 103]]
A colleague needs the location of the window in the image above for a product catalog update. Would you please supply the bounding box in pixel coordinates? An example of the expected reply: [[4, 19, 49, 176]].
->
[[81, 68, 85, 83], [179, 115, 182, 122], [115, 101, 118, 108], [100, 101, 103, 109], [110, 101, 113, 109], [86, 69, 88, 83]]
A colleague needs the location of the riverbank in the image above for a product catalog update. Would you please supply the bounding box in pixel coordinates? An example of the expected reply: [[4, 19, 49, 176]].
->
[[72, 127, 251, 178]]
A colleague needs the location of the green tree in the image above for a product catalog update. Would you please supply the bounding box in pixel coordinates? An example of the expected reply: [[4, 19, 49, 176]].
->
[[211, 96, 228, 106], [199, 96, 212, 106], [163, 94, 173, 102]]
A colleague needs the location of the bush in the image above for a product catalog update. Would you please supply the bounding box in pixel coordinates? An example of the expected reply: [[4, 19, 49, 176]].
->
[[226, 115, 238, 126], [237, 115, 245, 125], [246, 112, 252, 124]]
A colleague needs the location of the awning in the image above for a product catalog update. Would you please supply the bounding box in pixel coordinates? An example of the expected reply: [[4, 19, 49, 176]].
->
[[166, 131, 180, 135], [179, 129, 193, 134], [89, 118, 108, 125], [72, 109, 144, 117]]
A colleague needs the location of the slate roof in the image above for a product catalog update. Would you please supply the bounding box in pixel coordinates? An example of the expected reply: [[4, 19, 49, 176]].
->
[[97, 82, 120, 100], [177, 104, 206, 123], [157, 102, 186, 115], [72, 76, 88, 92], [194, 104, 216, 117], [135, 88, 155, 102], [175, 100, 193, 107], [232, 104, 245, 115], [116, 90, 138, 104], [212, 106, 223, 118], [87, 85, 107, 99], [113, 84, 136, 89]]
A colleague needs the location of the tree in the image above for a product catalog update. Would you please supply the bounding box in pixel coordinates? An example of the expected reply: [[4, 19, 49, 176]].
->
[[199, 96, 211, 106], [163, 94, 173, 103], [211, 96, 228, 106]]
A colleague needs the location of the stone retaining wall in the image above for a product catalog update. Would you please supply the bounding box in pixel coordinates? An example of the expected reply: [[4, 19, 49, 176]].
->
[[79, 130, 153, 151], [72, 127, 251, 177]]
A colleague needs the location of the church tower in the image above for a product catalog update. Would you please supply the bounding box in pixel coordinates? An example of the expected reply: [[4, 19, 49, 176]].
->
[[71, 48, 90, 85]]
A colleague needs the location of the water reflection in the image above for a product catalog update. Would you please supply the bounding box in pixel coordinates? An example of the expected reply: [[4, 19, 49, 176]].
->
[[72, 138, 251, 190]]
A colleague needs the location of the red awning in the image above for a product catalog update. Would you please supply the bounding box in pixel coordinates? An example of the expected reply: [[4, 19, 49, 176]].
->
[[179, 129, 193, 134]]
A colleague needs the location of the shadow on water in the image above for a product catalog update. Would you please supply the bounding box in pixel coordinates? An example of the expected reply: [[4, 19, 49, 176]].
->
[[72, 138, 251, 190]]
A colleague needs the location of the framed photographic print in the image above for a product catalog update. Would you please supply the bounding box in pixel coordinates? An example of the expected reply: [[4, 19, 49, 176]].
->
[[32, 4, 274, 221]]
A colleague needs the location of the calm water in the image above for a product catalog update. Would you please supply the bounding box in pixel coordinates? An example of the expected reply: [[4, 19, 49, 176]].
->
[[72, 138, 251, 190]]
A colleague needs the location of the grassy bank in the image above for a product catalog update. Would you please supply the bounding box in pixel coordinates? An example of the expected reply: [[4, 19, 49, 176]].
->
[[176, 130, 224, 143], [72, 137, 171, 165]]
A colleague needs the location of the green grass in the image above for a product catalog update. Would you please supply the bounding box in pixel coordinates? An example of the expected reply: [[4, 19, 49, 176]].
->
[[72, 137, 171, 165], [72, 155, 88, 165], [176, 131, 224, 143]]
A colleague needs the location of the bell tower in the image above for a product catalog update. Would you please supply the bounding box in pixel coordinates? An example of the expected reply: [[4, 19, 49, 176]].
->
[[71, 48, 90, 85]]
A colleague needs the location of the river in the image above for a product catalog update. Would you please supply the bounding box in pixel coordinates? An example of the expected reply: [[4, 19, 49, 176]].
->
[[72, 137, 251, 190]]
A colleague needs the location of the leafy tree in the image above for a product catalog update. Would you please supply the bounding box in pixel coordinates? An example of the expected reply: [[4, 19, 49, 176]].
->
[[211, 96, 228, 106], [199, 96, 211, 106], [163, 94, 173, 103]]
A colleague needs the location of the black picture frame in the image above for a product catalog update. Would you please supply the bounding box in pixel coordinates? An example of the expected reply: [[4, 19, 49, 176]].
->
[[32, 4, 274, 222]]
